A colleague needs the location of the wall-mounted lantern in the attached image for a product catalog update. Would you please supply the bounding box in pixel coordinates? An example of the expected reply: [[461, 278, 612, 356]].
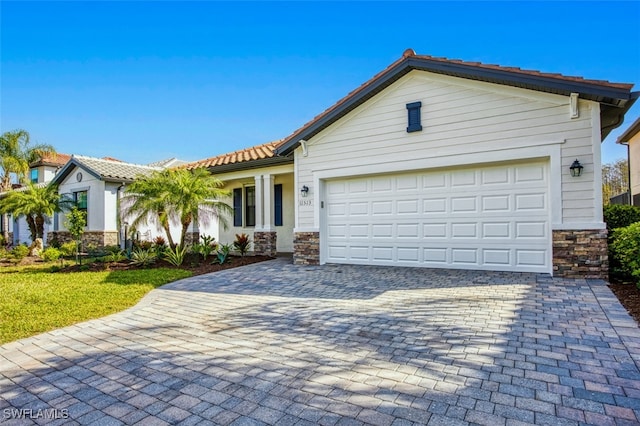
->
[[569, 159, 584, 177], [301, 185, 309, 197]]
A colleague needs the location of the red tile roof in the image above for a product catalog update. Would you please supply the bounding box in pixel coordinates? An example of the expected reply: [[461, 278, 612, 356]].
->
[[31, 153, 72, 167], [181, 140, 284, 170]]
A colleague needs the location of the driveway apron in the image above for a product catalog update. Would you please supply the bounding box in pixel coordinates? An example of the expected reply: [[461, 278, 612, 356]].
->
[[2, 257, 640, 425]]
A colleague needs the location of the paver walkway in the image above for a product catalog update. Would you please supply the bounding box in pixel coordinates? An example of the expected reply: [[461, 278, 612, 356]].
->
[[2, 258, 640, 425]]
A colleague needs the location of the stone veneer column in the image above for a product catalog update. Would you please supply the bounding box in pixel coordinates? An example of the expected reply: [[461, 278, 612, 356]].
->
[[293, 232, 320, 265], [253, 231, 277, 257], [552, 229, 608, 279], [46, 231, 118, 248]]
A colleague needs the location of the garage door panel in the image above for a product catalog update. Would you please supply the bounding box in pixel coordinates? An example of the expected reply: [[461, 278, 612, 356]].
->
[[325, 161, 550, 273]]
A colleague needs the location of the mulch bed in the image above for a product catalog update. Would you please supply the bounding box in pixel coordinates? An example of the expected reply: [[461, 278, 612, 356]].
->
[[608, 281, 640, 325], [8, 254, 274, 276]]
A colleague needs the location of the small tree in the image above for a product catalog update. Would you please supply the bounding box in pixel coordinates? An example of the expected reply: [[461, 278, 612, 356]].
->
[[64, 207, 86, 265]]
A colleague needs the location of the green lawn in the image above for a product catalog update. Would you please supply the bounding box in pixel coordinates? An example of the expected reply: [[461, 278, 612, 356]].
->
[[0, 264, 191, 344]]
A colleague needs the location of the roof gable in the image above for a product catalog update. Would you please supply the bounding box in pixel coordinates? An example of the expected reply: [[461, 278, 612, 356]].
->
[[51, 155, 162, 185], [275, 49, 638, 155], [617, 117, 640, 144]]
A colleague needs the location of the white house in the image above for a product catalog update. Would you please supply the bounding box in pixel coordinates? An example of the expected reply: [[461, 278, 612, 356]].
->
[[48, 155, 193, 248], [188, 49, 637, 279]]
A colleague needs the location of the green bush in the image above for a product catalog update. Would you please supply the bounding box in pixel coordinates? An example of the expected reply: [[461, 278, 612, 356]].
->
[[610, 222, 640, 283], [59, 241, 77, 257], [11, 245, 29, 260], [0, 247, 9, 260], [164, 245, 187, 266], [104, 251, 126, 263], [130, 248, 157, 267], [214, 243, 232, 265], [42, 247, 62, 262], [604, 204, 640, 231]]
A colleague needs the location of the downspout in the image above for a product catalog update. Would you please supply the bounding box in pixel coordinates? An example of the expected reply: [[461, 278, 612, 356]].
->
[[628, 144, 633, 206]]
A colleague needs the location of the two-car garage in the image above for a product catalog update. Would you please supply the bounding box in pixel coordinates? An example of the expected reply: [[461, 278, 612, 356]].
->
[[323, 161, 551, 273]]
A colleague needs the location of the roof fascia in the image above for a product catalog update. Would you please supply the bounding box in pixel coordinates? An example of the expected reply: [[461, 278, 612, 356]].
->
[[203, 155, 293, 174], [616, 113, 640, 145], [275, 56, 634, 156]]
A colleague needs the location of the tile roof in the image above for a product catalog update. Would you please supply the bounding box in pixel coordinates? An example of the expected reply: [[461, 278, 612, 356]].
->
[[148, 157, 189, 168], [71, 155, 162, 181], [30, 153, 72, 167], [181, 141, 284, 171], [276, 49, 637, 155]]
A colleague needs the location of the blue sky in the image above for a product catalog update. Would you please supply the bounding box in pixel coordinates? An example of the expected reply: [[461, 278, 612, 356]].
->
[[1, 1, 639, 165]]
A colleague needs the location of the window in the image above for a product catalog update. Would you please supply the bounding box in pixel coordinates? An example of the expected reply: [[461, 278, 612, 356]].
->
[[406, 101, 422, 132], [74, 191, 88, 220], [233, 188, 243, 227], [274, 184, 283, 226], [30, 169, 38, 184], [245, 186, 256, 227]]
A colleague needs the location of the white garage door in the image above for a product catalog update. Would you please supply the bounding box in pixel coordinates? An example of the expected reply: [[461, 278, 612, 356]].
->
[[324, 161, 550, 273]]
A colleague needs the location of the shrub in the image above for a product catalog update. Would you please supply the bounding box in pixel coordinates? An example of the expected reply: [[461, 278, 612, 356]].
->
[[134, 240, 153, 250], [0, 247, 9, 260], [604, 204, 640, 231], [103, 245, 122, 255], [214, 243, 232, 265], [164, 245, 188, 266], [104, 250, 126, 263], [153, 236, 167, 248], [233, 233, 251, 257], [130, 248, 157, 267], [11, 245, 29, 260], [41, 247, 61, 262], [59, 241, 77, 257], [610, 222, 640, 283]]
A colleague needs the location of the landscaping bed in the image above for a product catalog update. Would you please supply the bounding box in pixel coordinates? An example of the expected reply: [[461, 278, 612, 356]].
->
[[609, 282, 640, 325]]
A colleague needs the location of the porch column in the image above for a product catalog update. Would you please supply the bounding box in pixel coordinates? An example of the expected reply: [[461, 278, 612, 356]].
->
[[254, 175, 263, 230], [263, 174, 274, 231]]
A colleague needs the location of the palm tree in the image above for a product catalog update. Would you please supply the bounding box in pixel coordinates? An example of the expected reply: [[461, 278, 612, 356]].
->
[[170, 168, 232, 247], [122, 168, 231, 247], [0, 183, 72, 242], [0, 129, 56, 241], [121, 170, 177, 247]]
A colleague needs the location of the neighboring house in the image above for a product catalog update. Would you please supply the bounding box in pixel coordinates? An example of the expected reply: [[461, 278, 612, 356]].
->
[[617, 117, 640, 206], [188, 49, 637, 279], [47, 155, 190, 248], [3, 153, 71, 245]]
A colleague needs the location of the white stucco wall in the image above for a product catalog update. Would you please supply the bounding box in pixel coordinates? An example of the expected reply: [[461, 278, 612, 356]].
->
[[56, 165, 106, 231], [295, 70, 603, 232]]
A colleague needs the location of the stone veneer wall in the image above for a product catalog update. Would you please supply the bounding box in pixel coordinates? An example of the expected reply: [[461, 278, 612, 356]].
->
[[293, 232, 319, 265], [47, 231, 118, 249], [184, 232, 199, 246], [552, 229, 608, 279], [254, 231, 277, 257]]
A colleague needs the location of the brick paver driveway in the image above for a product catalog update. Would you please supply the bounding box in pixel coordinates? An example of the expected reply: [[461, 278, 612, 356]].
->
[[2, 258, 640, 425]]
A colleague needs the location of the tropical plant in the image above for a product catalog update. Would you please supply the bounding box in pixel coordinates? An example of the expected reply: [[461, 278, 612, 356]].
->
[[41, 247, 61, 262], [104, 250, 126, 263], [153, 235, 166, 247], [233, 233, 251, 257], [59, 241, 77, 257], [0, 183, 72, 241], [214, 243, 232, 265], [192, 234, 217, 260], [64, 206, 87, 265], [130, 248, 157, 267], [122, 168, 232, 248], [0, 129, 56, 241], [11, 244, 29, 260], [164, 244, 188, 266]]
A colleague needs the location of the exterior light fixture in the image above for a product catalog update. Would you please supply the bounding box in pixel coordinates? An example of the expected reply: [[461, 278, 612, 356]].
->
[[301, 185, 309, 197], [569, 159, 584, 177]]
